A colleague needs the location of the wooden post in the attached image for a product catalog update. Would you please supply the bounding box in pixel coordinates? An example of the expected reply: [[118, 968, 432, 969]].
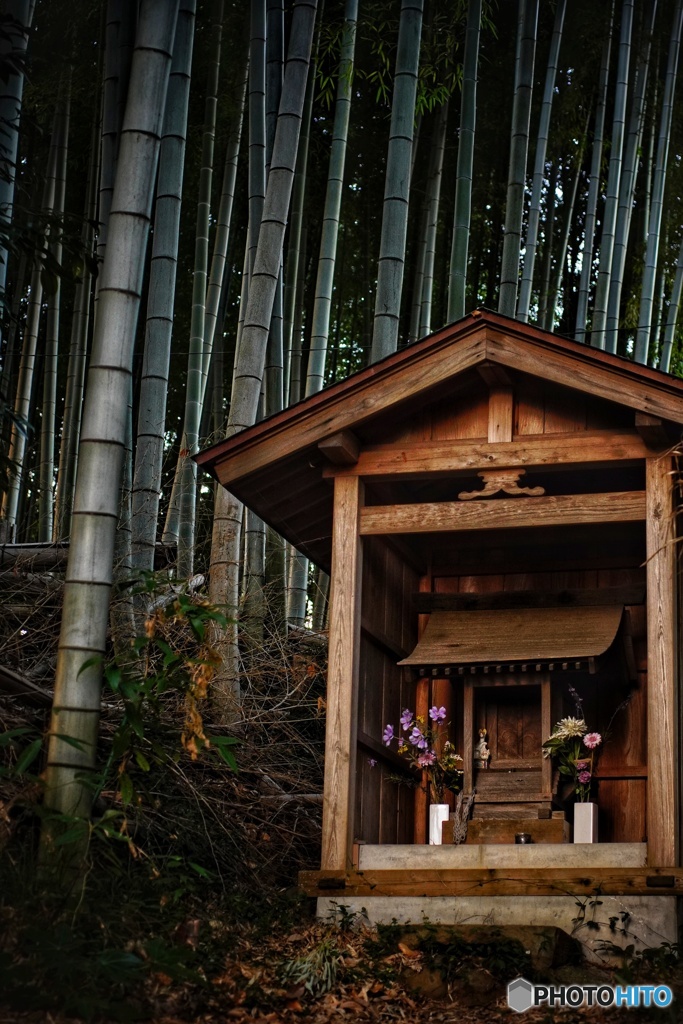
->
[[488, 387, 513, 443], [413, 573, 432, 843], [541, 676, 552, 799], [645, 454, 678, 867], [463, 679, 474, 795], [321, 476, 364, 871]]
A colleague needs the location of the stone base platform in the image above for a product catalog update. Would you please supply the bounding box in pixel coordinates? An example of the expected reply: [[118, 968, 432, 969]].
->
[[317, 845, 678, 962]]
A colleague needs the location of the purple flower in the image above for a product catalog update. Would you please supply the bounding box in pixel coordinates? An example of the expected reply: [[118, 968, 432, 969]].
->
[[400, 708, 413, 730], [429, 706, 447, 722], [578, 770, 592, 784], [575, 759, 589, 770], [383, 724, 394, 746], [583, 732, 602, 749], [409, 727, 428, 749], [368, 758, 377, 768], [417, 751, 436, 767]]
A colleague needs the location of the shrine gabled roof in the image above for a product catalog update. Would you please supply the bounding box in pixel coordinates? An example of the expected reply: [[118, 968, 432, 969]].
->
[[195, 309, 683, 571]]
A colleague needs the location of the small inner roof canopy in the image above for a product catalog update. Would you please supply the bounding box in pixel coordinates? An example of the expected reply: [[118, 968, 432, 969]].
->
[[398, 606, 624, 667]]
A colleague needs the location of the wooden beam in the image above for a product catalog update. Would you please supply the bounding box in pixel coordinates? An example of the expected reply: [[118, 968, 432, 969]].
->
[[299, 866, 683, 898], [323, 431, 657, 479], [318, 430, 360, 466], [360, 491, 646, 535], [488, 387, 513, 443], [645, 455, 678, 867], [321, 477, 364, 872], [414, 585, 645, 613], [635, 412, 671, 449], [485, 326, 683, 425]]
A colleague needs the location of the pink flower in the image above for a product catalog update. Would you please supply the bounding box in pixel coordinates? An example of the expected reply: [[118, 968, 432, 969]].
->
[[575, 760, 589, 770], [583, 732, 602, 749], [417, 751, 436, 767], [578, 770, 592, 784]]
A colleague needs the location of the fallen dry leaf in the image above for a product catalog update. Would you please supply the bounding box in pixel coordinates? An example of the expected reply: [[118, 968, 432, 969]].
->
[[397, 942, 420, 958]]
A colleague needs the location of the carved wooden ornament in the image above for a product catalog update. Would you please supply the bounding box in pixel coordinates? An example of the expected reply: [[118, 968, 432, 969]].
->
[[458, 469, 546, 501]]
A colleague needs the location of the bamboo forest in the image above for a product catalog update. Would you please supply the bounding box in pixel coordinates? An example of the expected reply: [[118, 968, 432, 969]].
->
[[3, 0, 683, 1019]]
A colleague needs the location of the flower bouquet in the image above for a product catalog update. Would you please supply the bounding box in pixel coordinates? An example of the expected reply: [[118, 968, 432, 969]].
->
[[383, 706, 464, 803], [542, 716, 602, 802]]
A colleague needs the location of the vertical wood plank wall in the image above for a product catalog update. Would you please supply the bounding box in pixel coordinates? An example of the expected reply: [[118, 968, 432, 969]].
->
[[321, 477, 364, 871], [355, 536, 418, 846], [645, 455, 678, 867]]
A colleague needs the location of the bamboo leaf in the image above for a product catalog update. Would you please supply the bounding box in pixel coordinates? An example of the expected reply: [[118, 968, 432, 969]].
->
[[14, 738, 43, 774], [189, 861, 213, 878], [119, 774, 134, 806]]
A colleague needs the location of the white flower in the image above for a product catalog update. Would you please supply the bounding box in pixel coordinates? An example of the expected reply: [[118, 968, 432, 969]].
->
[[552, 717, 587, 740]]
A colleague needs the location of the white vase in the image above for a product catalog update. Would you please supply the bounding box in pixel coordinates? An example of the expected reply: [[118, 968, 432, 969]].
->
[[573, 801, 598, 843], [429, 803, 450, 845]]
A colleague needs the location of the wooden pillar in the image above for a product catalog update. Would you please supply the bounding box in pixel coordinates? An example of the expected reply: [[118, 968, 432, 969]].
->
[[321, 476, 364, 871], [645, 454, 678, 867]]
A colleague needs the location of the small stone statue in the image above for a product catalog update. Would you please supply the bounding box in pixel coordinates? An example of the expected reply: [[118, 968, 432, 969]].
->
[[474, 727, 490, 769]]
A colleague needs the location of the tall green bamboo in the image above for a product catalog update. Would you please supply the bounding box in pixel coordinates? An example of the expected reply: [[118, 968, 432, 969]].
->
[[202, 65, 247, 400], [288, 0, 357, 626], [264, 0, 285, 423], [604, 0, 657, 352], [591, 0, 634, 350], [574, 7, 613, 342], [175, 0, 223, 579], [95, 0, 124, 300], [0, 0, 35, 336], [2, 97, 62, 530], [209, 0, 317, 714], [543, 150, 582, 331], [43, 0, 178, 826], [370, 0, 424, 362], [516, 0, 565, 323], [283, 70, 314, 401], [305, 0, 358, 394], [53, 82, 101, 541], [237, 0, 267, 637], [130, 0, 195, 574], [635, 0, 683, 365], [659, 232, 683, 372], [447, 0, 481, 323], [38, 71, 71, 542], [498, 0, 538, 318], [418, 101, 447, 338]]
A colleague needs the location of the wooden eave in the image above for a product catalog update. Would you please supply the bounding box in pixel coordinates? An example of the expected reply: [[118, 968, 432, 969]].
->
[[398, 605, 623, 669], [195, 310, 683, 569]]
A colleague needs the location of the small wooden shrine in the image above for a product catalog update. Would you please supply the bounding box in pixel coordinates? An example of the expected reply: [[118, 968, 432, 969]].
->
[[197, 311, 683, 951]]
